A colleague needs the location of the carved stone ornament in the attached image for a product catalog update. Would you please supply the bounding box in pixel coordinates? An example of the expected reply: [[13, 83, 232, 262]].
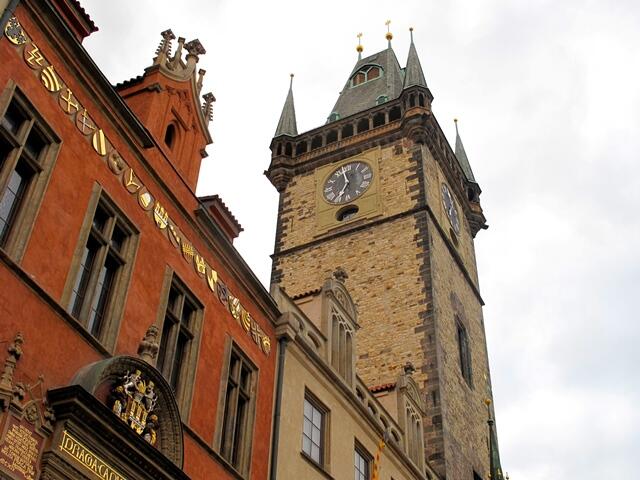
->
[[110, 370, 159, 445]]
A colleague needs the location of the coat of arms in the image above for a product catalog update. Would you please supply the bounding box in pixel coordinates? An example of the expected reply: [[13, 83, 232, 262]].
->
[[110, 370, 159, 445]]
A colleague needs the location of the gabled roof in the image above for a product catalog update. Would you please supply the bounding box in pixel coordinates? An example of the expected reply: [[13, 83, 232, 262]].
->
[[454, 119, 476, 182], [329, 47, 404, 120], [274, 75, 298, 137]]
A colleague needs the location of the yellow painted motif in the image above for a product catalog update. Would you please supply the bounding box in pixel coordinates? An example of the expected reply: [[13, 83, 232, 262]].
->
[[24, 43, 45, 68], [59, 88, 80, 114], [228, 295, 242, 321], [40, 65, 61, 92], [194, 254, 206, 276], [206, 267, 218, 291], [138, 189, 154, 210], [107, 151, 125, 175], [76, 108, 96, 134], [4, 18, 26, 45], [92, 129, 108, 156], [181, 241, 195, 261], [153, 202, 169, 229], [123, 168, 141, 193]]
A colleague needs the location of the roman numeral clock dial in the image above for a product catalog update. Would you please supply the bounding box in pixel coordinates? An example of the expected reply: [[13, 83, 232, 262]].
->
[[323, 161, 373, 204]]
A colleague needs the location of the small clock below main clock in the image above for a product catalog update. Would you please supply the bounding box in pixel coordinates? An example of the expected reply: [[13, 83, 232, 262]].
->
[[323, 161, 373, 205], [441, 183, 461, 235]]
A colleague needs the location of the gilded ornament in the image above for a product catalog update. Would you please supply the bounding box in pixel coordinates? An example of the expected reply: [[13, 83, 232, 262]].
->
[[216, 280, 228, 305], [206, 267, 218, 291], [168, 224, 181, 247], [228, 295, 242, 322], [137, 188, 154, 210], [40, 65, 61, 92], [123, 168, 141, 193], [261, 335, 272, 355], [181, 241, 195, 262], [4, 17, 26, 45], [75, 108, 96, 134], [153, 202, 169, 229], [240, 308, 251, 331], [194, 254, 206, 276], [110, 370, 159, 445], [24, 42, 45, 69], [108, 150, 125, 175], [59, 88, 80, 115], [92, 129, 108, 156]]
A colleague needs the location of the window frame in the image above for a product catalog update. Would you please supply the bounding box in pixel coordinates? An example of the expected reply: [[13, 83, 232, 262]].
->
[[456, 317, 473, 387], [215, 340, 258, 477], [301, 390, 328, 467], [156, 269, 203, 419], [62, 185, 138, 352], [0, 83, 60, 261], [354, 441, 372, 480]]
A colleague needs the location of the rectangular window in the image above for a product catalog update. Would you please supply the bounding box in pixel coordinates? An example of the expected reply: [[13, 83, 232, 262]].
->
[[0, 87, 59, 259], [219, 346, 256, 474], [354, 443, 371, 480], [302, 394, 327, 465], [157, 274, 202, 414], [66, 192, 137, 348], [457, 319, 473, 386]]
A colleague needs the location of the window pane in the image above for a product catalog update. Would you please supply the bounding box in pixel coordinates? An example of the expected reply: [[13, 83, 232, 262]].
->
[[1, 103, 26, 135], [24, 127, 45, 159], [86, 255, 116, 336], [302, 435, 311, 455], [311, 444, 320, 463], [170, 330, 188, 390], [110, 223, 127, 252], [0, 165, 29, 245], [92, 205, 109, 233], [69, 241, 97, 317], [157, 316, 174, 374]]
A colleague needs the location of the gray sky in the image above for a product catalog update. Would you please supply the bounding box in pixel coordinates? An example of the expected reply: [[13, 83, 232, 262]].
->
[[81, 0, 640, 477]]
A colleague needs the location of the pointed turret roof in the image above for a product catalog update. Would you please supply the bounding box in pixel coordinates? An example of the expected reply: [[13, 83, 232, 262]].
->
[[454, 119, 476, 182], [486, 400, 505, 480], [329, 46, 404, 120], [403, 29, 427, 89], [274, 75, 298, 137]]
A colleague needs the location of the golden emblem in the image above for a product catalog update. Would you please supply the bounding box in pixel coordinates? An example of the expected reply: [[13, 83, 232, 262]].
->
[[40, 65, 62, 92], [4, 17, 26, 45], [110, 370, 159, 445], [24, 43, 45, 68]]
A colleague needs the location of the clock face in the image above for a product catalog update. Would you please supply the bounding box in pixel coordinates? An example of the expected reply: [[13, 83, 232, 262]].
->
[[441, 183, 461, 235], [323, 161, 373, 204]]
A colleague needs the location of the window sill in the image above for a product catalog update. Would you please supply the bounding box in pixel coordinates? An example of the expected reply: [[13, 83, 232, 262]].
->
[[300, 451, 334, 479]]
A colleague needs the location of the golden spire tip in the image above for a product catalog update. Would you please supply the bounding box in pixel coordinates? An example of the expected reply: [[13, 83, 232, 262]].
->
[[385, 20, 393, 41], [356, 32, 364, 53]]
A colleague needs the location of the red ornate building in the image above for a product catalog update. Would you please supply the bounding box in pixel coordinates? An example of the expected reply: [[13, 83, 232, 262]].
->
[[0, 1, 278, 478]]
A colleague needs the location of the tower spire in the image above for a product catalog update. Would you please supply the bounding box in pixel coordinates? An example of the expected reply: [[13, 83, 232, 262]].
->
[[454, 118, 476, 182], [356, 33, 363, 60], [403, 27, 428, 89], [274, 74, 298, 137], [485, 399, 505, 480], [385, 20, 393, 48]]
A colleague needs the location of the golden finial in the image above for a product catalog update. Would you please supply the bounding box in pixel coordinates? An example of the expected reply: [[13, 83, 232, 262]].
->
[[409, 26, 414, 43], [454, 117, 458, 123], [484, 398, 492, 406], [356, 32, 363, 53], [385, 20, 393, 42]]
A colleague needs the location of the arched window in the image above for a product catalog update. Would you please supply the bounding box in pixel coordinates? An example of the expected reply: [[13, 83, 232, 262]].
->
[[350, 65, 384, 88], [164, 123, 177, 149], [330, 311, 354, 384], [456, 318, 473, 386]]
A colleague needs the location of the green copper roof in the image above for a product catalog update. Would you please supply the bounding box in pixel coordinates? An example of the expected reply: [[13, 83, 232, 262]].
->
[[329, 47, 404, 121], [455, 120, 476, 182], [403, 33, 427, 89], [274, 76, 298, 137]]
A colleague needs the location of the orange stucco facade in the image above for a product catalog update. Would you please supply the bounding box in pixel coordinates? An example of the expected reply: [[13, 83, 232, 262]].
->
[[0, 2, 277, 479]]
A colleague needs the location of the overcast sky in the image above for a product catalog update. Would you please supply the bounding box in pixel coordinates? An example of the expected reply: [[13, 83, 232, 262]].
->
[[81, 1, 640, 478]]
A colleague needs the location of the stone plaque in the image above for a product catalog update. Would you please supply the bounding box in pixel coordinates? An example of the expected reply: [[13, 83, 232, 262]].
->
[[0, 416, 43, 480]]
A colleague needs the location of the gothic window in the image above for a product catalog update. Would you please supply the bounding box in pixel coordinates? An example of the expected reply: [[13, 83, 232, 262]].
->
[[302, 393, 327, 466], [0, 87, 59, 259], [330, 310, 354, 384], [66, 191, 137, 348], [457, 318, 473, 386], [219, 346, 257, 474], [157, 274, 202, 413], [406, 407, 423, 465], [373, 112, 385, 127], [354, 442, 372, 480], [350, 65, 384, 88]]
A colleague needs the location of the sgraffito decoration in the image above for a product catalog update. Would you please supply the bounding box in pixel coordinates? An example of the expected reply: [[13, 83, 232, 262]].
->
[[3, 16, 271, 356]]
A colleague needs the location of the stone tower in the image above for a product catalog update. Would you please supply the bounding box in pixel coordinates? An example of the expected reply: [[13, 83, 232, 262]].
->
[[266, 30, 501, 479]]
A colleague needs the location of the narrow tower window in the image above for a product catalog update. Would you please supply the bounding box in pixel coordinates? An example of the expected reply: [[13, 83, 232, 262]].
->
[[164, 123, 177, 149]]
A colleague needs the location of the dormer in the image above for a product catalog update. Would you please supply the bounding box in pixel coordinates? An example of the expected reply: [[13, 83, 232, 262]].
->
[[349, 64, 384, 88], [116, 29, 215, 192]]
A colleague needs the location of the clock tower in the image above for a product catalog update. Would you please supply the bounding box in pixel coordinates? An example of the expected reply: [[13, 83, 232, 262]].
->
[[266, 30, 502, 479]]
